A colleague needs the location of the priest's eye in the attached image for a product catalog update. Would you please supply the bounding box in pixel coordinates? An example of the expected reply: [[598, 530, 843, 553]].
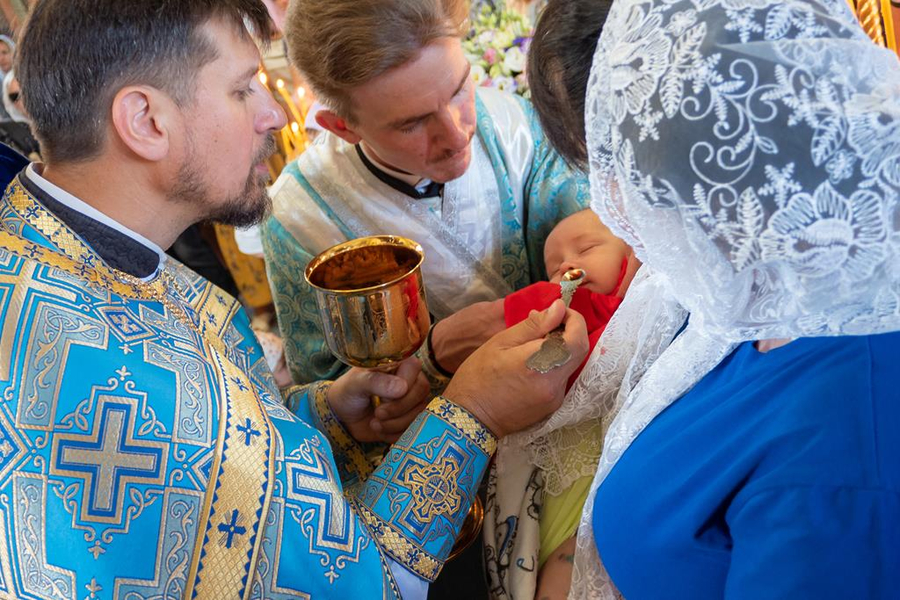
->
[[236, 87, 254, 100], [400, 122, 421, 134]]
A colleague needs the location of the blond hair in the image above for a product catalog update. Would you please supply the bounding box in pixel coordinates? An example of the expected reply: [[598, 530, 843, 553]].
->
[[285, 0, 469, 120]]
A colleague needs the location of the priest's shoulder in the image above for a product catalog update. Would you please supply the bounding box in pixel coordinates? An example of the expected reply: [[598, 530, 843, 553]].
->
[[0, 239, 154, 313], [476, 87, 533, 135]]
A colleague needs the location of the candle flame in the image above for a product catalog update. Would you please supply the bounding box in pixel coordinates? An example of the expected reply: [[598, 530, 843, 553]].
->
[[291, 122, 300, 134], [259, 72, 268, 86], [296, 87, 306, 99], [276, 79, 286, 89]]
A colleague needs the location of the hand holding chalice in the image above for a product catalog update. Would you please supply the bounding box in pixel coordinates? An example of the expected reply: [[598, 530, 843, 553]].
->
[[305, 235, 482, 561]]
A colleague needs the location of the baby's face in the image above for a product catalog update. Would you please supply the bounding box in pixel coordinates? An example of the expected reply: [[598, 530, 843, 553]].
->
[[544, 210, 627, 295]]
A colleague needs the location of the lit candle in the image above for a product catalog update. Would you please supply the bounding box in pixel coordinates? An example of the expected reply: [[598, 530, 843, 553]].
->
[[290, 121, 307, 151], [280, 126, 293, 158], [276, 79, 304, 125], [295, 87, 309, 123]]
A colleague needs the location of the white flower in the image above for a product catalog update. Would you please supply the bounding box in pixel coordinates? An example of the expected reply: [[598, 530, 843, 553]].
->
[[493, 30, 515, 50], [471, 64, 487, 86], [760, 182, 887, 279], [503, 46, 526, 74], [493, 76, 516, 93]]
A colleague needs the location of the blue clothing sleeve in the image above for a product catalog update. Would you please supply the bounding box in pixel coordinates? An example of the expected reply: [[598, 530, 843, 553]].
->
[[285, 385, 496, 582], [516, 96, 591, 282], [261, 215, 347, 384], [725, 485, 900, 599], [284, 381, 384, 487]]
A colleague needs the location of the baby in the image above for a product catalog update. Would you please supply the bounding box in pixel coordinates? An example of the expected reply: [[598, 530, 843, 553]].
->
[[509, 209, 637, 599], [430, 209, 638, 597]]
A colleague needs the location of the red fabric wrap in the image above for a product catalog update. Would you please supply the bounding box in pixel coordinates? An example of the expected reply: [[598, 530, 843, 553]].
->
[[503, 280, 623, 390]]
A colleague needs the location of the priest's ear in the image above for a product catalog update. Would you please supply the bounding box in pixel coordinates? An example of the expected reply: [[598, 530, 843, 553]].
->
[[109, 86, 174, 162], [315, 109, 362, 145]]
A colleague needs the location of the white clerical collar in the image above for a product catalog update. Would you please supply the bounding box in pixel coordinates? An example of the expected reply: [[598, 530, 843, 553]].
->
[[358, 142, 435, 194], [26, 163, 167, 280]]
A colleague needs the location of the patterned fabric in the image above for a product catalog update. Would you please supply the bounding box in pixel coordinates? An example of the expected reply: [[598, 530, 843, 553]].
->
[[212, 223, 273, 310], [0, 178, 496, 599], [261, 88, 590, 384], [523, 1, 900, 598], [355, 398, 496, 581]]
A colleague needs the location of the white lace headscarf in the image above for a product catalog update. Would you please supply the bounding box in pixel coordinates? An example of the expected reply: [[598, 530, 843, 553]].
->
[[508, 0, 900, 597]]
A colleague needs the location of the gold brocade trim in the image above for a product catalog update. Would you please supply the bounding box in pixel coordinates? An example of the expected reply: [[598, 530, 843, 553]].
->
[[428, 397, 498, 456], [352, 499, 443, 582], [282, 384, 310, 399], [4, 180, 250, 361], [311, 381, 377, 482], [2, 180, 194, 327], [186, 352, 277, 600]]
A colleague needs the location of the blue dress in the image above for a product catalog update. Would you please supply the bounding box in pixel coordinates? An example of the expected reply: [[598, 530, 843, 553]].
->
[[593, 332, 900, 599]]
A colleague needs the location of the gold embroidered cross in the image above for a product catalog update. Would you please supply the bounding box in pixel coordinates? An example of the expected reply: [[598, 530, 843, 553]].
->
[[402, 455, 462, 524]]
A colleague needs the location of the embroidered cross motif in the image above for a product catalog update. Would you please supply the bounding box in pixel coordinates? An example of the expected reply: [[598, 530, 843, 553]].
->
[[52, 398, 167, 522], [217, 509, 246, 549], [230, 376, 248, 392], [236, 418, 261, 446], [109, 314, 142, 335], [402, 455, 462, 524]]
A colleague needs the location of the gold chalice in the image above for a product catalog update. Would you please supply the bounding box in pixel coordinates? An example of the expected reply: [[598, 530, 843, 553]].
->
[[305, 235, 483, 562], [305, 235, 430, 370]]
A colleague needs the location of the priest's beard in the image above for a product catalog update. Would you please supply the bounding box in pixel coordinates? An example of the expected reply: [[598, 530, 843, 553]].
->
[[170, 134, 276, 228]]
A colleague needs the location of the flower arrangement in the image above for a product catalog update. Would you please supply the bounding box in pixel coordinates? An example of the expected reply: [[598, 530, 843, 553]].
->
[[463, 4, 534, 98]]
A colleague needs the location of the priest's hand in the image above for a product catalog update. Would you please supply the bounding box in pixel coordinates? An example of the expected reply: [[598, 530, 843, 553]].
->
[[430, 298, 506, 373], [442, 300, 588, 438], [327, 357, 431, 443]]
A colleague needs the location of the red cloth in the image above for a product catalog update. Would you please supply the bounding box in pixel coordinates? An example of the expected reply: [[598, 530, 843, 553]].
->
[[504, 260, 627, 391]]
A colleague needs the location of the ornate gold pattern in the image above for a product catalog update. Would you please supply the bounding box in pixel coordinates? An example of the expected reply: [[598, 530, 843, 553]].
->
[[186, 353, 277, 600], [0, 179, 280, 599], [50, 394, 168, 525], [351, 500, 441, 580], [402, 455, 463, 524], [428, 397, 497, 456]]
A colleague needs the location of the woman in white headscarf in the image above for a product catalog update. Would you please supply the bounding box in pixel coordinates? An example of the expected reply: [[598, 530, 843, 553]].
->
[[510, 0, 900, 598]]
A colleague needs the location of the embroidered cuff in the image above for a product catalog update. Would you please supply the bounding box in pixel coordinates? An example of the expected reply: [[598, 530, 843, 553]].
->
[[353, 397, 496, 581], [291, 380, 378, 484]]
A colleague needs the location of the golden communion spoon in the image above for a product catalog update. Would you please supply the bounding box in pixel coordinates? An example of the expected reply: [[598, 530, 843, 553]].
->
[[525, 268, 586, 374]]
